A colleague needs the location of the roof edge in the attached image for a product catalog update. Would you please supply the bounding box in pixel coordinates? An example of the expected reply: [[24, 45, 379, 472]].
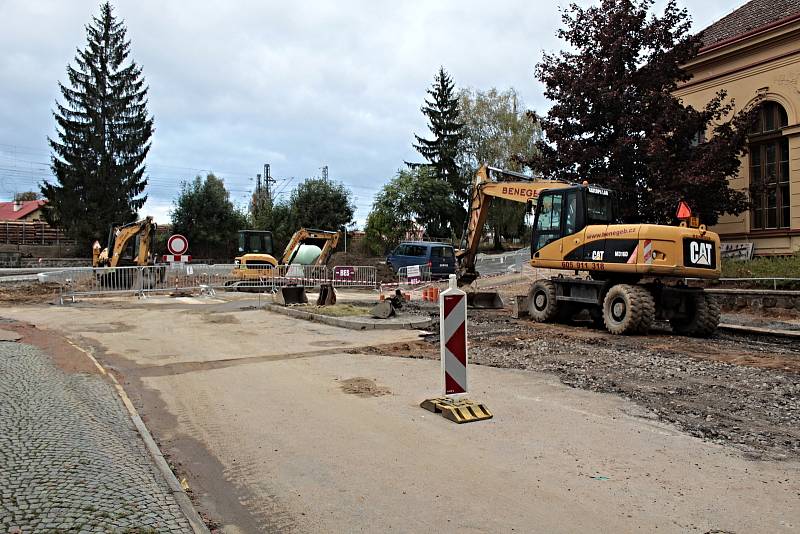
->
[[699, 10, 800, 54]]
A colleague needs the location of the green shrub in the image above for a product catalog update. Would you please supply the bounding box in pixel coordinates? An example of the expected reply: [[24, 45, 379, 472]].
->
[[721, 253, 800, 289]]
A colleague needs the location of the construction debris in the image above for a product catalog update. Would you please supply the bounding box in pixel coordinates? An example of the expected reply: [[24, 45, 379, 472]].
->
[[273, 285, 308, 306], [316, 283, 337, 306]]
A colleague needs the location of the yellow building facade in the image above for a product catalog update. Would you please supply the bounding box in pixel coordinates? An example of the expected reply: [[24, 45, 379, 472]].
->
[[675, 2, 800, 254]]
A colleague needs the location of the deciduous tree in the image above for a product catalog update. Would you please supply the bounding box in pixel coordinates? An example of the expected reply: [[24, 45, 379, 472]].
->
[[364, 167, 455, 254], [171, 173, 247, 259], [459, 87, 542, 248], [534, 0, 753, 225]]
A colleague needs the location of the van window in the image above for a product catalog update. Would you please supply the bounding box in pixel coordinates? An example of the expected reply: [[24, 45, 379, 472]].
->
[[431, 246, 453, 258], [407, 245, 427, 256], [395, 244, 408, 255]]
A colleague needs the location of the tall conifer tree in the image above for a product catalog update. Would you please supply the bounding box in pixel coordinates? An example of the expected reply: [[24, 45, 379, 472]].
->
[[411, 67, 466, 235], [42, 2, 153, 249]]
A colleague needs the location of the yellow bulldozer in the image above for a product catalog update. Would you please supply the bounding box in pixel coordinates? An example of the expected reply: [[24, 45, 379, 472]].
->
[[457, 165, 721, 337], [227, 228, 340, 303]]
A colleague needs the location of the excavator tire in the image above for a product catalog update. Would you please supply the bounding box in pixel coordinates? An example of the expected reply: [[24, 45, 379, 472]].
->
[[528, 280, 559, 322], [669, 292, 720, 337], [630, 285, 656, 334], [589, 307, 605, 328], [602, 284, 651, 335]]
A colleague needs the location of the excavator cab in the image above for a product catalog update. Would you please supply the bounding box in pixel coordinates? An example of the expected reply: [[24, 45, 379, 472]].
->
[[531, 185, 617, 256], [239, 230, 275, 255]]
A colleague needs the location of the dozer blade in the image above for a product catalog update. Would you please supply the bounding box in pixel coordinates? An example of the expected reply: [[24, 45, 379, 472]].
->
[[274, 285, 308, 306], [467, 291, 503, 309], [316, 283, 337, 306]]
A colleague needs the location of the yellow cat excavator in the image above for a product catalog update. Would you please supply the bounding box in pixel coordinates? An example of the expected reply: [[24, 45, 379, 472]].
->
[[91, 216, 164, 288], [457, 165, 721, 337], [232, 227, 340, 271], [92, 216, 158, 268], [227, 228, 340, 304]]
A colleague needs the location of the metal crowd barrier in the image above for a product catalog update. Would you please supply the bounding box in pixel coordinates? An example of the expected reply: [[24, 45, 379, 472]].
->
[[397, 264, 432, 288], [329, 265, 378, 288], [40, 264, 379, 302]]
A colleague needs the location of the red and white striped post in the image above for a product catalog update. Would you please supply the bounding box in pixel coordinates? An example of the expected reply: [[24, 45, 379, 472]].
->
[[440, 275, 467, 396], [420, 274, 492, 423]]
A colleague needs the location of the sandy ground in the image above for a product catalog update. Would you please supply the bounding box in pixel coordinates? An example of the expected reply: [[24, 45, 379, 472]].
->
[[2, 293, 799, 533]]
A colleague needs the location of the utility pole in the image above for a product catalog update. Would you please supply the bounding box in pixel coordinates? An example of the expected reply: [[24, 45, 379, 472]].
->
[[263, 163, 275, 204]]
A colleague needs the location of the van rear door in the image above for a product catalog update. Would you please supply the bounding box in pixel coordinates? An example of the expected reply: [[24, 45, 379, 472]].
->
[[430, 245, 455, 276]]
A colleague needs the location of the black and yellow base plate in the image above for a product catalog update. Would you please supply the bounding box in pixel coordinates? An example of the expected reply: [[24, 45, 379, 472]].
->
[[420, 397, 493, 424]]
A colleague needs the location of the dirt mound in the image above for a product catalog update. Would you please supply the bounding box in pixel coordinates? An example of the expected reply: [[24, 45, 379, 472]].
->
[[338, 377, 391, 397], [328, 251, 395, 282], [0, 282, 61, 304]]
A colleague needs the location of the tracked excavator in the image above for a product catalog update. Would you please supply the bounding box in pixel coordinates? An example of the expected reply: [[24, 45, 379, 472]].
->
[[457, 165, 721, 337], [91, 216, 164, 288], [228, 228, 340, 304]]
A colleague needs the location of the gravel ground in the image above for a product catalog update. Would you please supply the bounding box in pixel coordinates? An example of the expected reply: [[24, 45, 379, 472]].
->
[[363, 306, 800, 461], [0, 340, 192, 533], [469, 314, 799, 460]]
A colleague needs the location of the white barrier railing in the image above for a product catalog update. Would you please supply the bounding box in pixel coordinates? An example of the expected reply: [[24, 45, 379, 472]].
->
[[40, 264, 379, 301], [397, 264, 432, 288], [330, 265, 378, 288]]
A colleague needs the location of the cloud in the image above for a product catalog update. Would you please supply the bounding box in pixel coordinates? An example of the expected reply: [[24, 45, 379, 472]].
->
[[0, 0, 738, 225]]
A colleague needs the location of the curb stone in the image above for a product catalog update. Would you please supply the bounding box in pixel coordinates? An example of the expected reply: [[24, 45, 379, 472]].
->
[[263, 303, 432, 330], [65, 339, 211, 534], [718, 322, 800, 339]]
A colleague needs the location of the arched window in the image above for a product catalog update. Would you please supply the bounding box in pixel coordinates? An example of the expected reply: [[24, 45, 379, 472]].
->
[[749, 101, 790, 230]]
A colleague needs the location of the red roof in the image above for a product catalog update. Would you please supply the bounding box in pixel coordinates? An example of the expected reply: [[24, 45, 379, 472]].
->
[[0, 200, 47, 221], [700, 0, 800, 49]]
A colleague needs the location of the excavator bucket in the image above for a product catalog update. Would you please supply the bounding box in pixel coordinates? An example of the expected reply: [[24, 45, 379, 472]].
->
[[370, 300, 395, 319], [467, 291, 504, 309], [274, 285, 308, 306], [316, 283, 337, 306]]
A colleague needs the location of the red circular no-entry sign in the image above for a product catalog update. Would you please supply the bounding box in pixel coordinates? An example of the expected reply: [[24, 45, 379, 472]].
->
[[167, 234, 189, 255]]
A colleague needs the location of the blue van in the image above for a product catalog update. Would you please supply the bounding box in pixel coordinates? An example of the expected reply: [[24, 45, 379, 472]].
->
[[386, 241, 456, 278]]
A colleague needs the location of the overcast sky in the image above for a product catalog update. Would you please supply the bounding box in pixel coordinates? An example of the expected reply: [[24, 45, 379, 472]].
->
[[0, 0, 744, 225]]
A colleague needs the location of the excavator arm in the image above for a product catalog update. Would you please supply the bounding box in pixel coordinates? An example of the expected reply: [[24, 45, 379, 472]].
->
[[457, 165, 572, 285], [280, 228, 340, 266], [93, 216, 157, 268]]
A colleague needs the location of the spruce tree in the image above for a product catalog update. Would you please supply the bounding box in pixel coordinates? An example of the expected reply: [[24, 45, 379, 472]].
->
[[411, 67, 466, 235], [42, 2, 153, 250]]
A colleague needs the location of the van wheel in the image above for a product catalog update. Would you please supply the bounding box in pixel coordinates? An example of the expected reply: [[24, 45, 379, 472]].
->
[[528, 280, 559, 322]]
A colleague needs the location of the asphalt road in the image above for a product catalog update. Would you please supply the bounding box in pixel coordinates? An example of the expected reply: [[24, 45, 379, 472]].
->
[[3, 294, 798, 533]]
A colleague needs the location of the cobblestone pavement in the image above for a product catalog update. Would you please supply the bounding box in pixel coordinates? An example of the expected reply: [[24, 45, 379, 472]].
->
[[0, 340, 192, 533]]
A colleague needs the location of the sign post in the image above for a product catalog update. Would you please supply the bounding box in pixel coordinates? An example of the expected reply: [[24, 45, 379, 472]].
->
[[441, 278, 467, 396], [420, 275, 492, 424], [407, 264, 421, 285], [164, 234, 191, 263]]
